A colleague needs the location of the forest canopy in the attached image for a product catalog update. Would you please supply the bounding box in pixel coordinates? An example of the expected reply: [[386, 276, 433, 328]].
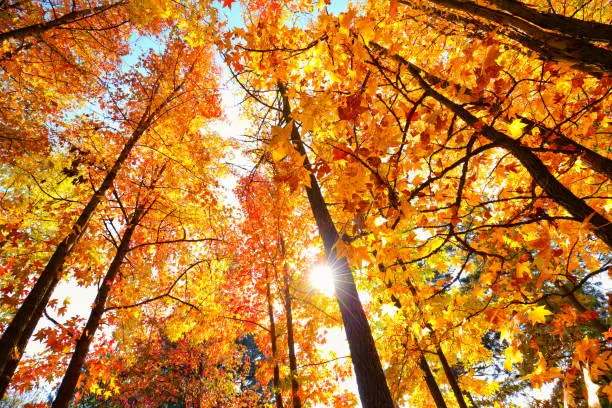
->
[[0, 0, 610, 407]]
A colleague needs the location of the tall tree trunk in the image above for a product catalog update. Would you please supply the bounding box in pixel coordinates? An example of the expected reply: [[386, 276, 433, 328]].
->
[[52, 205, 144, 408], [283, 273, 301, 408], [0, 121, 149, 398], [278, 85, 395, 408], [434, 345, 469, 408], [266, 282, 284, 408]]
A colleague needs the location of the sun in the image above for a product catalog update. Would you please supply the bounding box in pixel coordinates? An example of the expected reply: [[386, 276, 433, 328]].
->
[[310, 264, 335, 297]]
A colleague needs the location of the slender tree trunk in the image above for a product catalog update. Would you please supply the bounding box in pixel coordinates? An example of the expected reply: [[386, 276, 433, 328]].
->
[[0, 121, 149, 398], [519, 117, 612, 180], [0, 2, 124, 43], [369, 46, 612, 247], [403, 277, 468, 408], [278, 85, 395, 408], [283, 273, 301, 408], [392, 271, 465, 408], [418, 352, 447, 408], [266, 283, 284, 408], [52, 205, 144, 408], [434, 346, 469, 408], [484, 0, 612, 43]]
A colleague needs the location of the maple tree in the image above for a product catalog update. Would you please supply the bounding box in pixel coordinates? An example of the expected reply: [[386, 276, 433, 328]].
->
[[1, 0, 611, 407], [229, 173, 356, 407], [0, 22, 222, 399]]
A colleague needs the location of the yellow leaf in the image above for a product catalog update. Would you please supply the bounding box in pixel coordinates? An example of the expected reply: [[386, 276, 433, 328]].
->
[[269, 121, 294, 162], [507, 118, 527, 138], [504, 345, 523, 371], [527, 305, 552, 325], [580, 211, 597, 231]]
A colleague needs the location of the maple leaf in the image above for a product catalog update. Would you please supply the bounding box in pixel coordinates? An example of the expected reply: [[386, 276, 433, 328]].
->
[[515, 262, 531, 279], [507, 118, 527, 138], [269, 122, 294, 162], [503, 345, 523, 371], [573, 337, 600, 363], [332, 147, 350, 161], [524, 352, 561, 389], [526, 305, 552, 325], [481, 45, 501, 75], [338, 95, 367, 121], [222, 0, 235, 9]]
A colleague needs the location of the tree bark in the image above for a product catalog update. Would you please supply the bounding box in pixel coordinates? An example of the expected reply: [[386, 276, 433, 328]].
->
[[484, 0, 612, 43], [278, 85, 395, 408], [283, 273, 301, 408], [0, 269, 60, 394], [266, 282, 284, 408], [0, 2, 124, 44], [402, 0, 612, 75], [418, 353, 448, 408], [0, 121, 149, 398], [51, 205, 144, 408]]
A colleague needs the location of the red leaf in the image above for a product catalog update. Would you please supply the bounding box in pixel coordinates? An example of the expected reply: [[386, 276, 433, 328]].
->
[[338, 94, 367, 121], [332, 147, 350, 161]]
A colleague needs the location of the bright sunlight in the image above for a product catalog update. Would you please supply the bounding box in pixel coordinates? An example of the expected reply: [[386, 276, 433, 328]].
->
[[309, 264, 335, 297]]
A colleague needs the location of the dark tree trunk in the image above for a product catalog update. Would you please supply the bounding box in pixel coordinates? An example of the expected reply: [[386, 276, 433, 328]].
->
[[283, 273, 301, 408], [418, 353, 448, 408], [0, 270, 60, 394], [401, 0, 612, 75], [484, 0, 612, 43], [52, 205, 144, 408], [266, 282, 284, 408], [0, 2, 123, 43], [278, 85, 395, 408], [402, 276, 469, 408], [0, 122, 148, 398], [435, 346, 469, 408]]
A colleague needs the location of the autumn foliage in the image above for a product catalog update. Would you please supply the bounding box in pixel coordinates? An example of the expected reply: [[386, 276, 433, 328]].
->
[[0, 0, 610, 407]]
